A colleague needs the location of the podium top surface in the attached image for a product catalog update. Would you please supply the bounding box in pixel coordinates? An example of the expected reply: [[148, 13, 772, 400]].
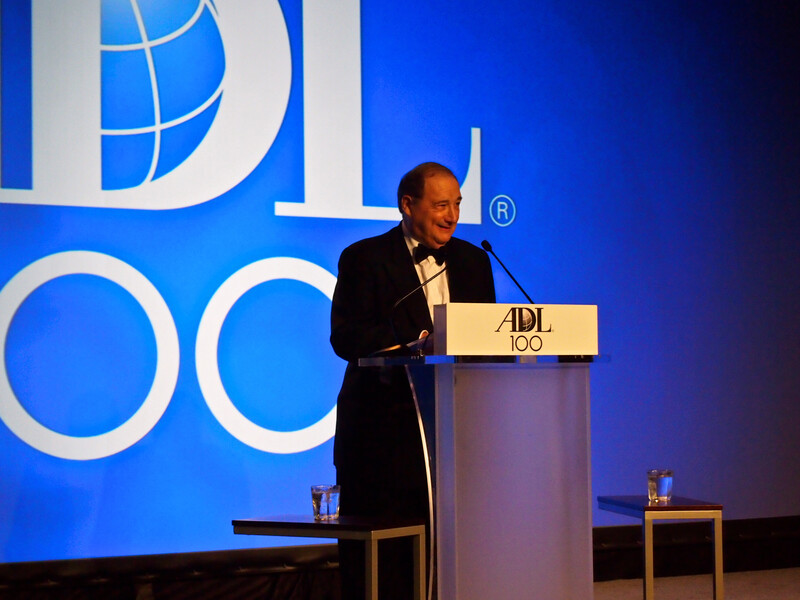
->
[[358, 355, 598, 367]]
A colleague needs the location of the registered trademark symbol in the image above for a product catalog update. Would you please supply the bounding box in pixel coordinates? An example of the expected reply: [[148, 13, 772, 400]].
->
[[489, 195, 516, 227]]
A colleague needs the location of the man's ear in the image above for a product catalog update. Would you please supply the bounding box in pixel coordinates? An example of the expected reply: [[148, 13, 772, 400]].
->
[[400, 194, 414, 217]]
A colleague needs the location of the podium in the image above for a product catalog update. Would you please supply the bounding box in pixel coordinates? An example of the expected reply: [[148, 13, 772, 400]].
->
[[362, 304, 598, 599]]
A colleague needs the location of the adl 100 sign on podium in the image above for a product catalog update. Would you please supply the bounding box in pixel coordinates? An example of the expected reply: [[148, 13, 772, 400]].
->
[[433, 303, 598, 356]]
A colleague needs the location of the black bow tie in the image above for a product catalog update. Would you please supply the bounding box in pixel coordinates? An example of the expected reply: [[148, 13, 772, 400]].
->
[[414, 244, 447, 265]]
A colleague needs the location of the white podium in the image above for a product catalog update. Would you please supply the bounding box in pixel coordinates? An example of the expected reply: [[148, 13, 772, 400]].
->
[[363, 303, 598, 599], [434, 360, 593, 599]]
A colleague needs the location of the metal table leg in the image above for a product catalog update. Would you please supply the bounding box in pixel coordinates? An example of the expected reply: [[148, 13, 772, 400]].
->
[[365, 539, 378, 600], [413, 529, 425, 600], [643, 514, 655, 600], [712, 513, 724, 599], [642, 509, 724, 600]]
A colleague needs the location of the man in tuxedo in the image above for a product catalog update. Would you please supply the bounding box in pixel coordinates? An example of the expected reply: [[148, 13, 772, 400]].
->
[[330, 162, 495, 598]]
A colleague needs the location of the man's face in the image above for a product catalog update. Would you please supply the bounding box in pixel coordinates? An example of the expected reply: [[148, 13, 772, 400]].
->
[[401, 173, 461, 249]]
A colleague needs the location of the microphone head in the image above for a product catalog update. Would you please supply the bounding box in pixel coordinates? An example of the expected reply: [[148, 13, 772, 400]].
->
[[481, 240, 492, 252]]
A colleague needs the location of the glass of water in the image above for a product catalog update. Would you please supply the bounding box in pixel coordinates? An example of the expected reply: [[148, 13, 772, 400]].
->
[[311, 484, 341, 520], [647, 469, 673, 503]]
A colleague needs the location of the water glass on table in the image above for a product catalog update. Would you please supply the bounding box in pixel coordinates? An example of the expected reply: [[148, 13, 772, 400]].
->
[[311, 484, 340, 520], [647, 469, 673, 503]]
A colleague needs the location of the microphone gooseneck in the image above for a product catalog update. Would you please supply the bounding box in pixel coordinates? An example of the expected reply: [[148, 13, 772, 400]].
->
[[481, 239, 534, 304], [390, 265, 448, 343]]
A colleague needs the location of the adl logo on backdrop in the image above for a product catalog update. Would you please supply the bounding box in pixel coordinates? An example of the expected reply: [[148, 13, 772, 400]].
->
[[0, 0, 483, 219], [0, 0, 484, 461]]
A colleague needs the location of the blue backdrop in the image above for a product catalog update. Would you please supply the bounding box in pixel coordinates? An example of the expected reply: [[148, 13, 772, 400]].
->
[[1, 0, 798, 564]]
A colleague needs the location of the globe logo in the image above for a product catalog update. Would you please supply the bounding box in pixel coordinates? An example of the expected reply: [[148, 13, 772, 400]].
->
[[100, 0, 225, 191]]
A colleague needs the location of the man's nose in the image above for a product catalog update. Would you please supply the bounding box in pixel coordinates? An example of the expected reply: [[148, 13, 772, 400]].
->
[[446, 204, 459, 222]]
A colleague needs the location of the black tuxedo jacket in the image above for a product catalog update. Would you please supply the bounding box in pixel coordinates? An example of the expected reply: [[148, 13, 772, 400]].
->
[[330, 224, 495, 512]]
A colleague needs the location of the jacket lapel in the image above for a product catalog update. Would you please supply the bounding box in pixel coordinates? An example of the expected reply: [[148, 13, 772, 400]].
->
[[445, 242, 468, 302], [384, 225, 434, 339]]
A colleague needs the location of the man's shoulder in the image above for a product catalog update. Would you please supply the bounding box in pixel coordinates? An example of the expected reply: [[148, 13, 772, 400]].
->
[[448, 236, 488, 259], [338, 227, 486, 262], [339, 224, 402, 261]]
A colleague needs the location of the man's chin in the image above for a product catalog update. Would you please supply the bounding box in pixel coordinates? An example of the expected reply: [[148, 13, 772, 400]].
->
[[435, 231, 455, 246]]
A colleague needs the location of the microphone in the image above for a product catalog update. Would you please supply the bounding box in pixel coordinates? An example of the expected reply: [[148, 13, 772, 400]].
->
[[390, 265, 448, 340], [481, 240, 534, 304]]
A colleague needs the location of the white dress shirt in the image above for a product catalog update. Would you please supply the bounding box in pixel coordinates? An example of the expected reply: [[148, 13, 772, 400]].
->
[[402, 222, 450, 322]]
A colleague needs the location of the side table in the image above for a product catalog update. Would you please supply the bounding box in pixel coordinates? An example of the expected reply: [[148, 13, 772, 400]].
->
[[597, 495, 723, 600], [232, 515, 426, 600]]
